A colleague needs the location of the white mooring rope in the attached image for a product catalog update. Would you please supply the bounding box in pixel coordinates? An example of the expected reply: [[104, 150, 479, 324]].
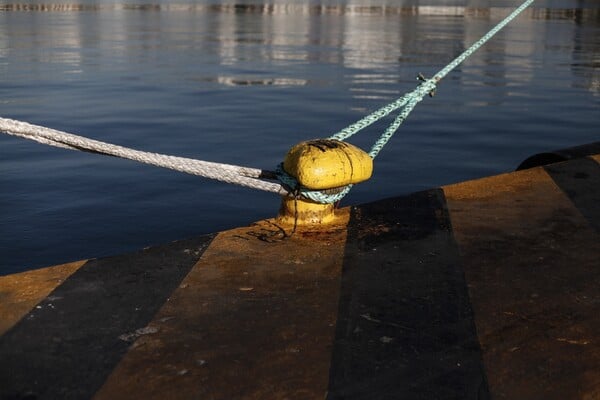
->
[[0, 118, 289, 195]]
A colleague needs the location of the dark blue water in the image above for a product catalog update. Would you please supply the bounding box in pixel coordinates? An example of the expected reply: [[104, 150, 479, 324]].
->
[[1, 0, 599, 274]]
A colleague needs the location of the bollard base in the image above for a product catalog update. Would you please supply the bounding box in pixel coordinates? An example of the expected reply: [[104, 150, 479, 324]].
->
[[276, 196, 336, 226]]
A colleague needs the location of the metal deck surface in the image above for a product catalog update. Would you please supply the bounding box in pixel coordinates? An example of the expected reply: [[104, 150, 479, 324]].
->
[[1, 151, 599, 400]]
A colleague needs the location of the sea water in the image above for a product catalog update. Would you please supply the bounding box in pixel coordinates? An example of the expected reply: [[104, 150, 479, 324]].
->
[[1, 0, 599, 273]]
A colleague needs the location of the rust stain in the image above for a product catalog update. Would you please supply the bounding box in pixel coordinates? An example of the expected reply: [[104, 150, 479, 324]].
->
[[0, 260, 87, 335], [94, 210, 350, 400]]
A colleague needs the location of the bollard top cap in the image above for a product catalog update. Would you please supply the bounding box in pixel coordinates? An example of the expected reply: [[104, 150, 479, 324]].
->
[[283, 139, 373, 190]]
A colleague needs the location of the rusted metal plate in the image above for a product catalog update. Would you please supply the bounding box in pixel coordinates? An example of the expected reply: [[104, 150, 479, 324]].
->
[[1, 152, 599, 399], [444, 167, 600, 400], [94, 213, 350, 400], [0, 260, 86, 335], [0, 236, 213, 400]]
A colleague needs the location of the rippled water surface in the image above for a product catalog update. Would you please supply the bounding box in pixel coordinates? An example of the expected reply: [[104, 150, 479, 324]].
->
[[1, 0, 599, 273]]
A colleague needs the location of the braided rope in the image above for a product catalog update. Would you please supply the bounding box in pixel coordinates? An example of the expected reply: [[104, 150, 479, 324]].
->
[[0, 118, 288, 195], [432, 0, 535, 83], [300, 0, 535, 203], [274, 163, 352, 203], [330, 0, 534, 145]]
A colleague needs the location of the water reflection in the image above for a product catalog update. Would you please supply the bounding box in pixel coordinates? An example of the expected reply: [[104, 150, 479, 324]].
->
[[571, 6, 600, 96], [2, 2, 599, 15], [216, 76, 307, 86], [0, 3, 598, 100], [1, 2, 597, 121], [2, 3, 597, 87]]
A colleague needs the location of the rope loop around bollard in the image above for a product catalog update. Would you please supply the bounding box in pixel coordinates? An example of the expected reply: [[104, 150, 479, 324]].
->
[[274, 163, 352, 204]]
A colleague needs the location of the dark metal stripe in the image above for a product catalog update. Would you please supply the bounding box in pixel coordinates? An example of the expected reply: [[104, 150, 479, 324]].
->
[[327, 189, 488, 399], [544, 157, 600, 232], [0, 234, 214, 400]]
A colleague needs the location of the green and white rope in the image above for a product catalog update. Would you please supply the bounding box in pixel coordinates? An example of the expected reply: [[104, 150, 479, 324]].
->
[[330, 0, 535, 144], [292, 0, 535, 203]]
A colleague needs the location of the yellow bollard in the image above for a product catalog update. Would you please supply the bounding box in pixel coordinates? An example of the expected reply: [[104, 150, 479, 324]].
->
[[277, 139, 373, 227]]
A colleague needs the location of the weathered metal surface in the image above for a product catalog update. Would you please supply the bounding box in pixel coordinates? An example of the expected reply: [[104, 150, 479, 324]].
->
[[326, 190, 488, 400], [0, 152, 599, 400], [94, 212, 350, 400], [0, 260, 86, 335], [444, 165, 600, 400], [0, 237, 213, 400]]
